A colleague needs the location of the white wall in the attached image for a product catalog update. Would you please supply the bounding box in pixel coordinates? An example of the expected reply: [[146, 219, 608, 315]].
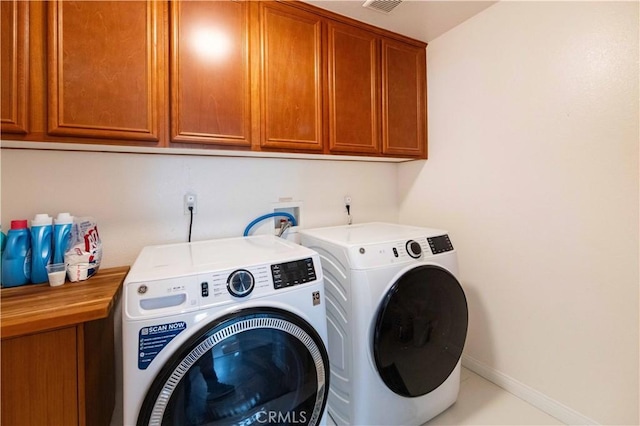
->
[[1, 149, 399, 267], [399, 2, 639, 425], [1, 148, 399, 426]]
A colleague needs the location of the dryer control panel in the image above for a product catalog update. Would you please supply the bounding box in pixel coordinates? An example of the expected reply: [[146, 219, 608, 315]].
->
[[344, 234, 455, 269], [427, 235, 454, 254]]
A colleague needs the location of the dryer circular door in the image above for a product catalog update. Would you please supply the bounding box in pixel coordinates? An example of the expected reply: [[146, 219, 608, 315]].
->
[[137, 308, 330, 426], [373, 265, 468, 397]]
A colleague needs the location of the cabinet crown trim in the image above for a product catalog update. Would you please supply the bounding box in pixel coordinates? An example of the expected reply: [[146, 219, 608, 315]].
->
[[0, 140, 417, 163]]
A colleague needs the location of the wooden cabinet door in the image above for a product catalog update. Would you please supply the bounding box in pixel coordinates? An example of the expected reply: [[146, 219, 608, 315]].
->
[[47, 1, 163, 142], [1, 328, 78, 426], [381, 39, 427, 158], [171, 0, 251, 147], [327, 21, 379, 155], [259, 2, 323, 152], [81, 315, 116, 426], [1, 0, 29, 135]]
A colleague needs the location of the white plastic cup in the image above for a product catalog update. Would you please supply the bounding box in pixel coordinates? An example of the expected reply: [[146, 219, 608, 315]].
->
[[46, 263, 66, 287]]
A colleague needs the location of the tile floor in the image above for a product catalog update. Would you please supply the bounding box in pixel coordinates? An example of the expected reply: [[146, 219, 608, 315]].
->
[[423, 367, 564, 425], [113, 367, 565, 426]]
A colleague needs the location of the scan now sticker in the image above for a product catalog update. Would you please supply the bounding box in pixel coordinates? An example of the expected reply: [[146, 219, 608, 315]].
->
[[138, 321, 186, 370]]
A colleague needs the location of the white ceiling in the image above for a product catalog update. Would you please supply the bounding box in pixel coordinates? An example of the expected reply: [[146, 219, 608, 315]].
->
[[302, 0, 497, 43]]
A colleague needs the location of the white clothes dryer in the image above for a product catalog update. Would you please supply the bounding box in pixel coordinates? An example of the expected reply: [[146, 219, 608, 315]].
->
[[300, 223, 468, 426], [123, 235, 330, 426]]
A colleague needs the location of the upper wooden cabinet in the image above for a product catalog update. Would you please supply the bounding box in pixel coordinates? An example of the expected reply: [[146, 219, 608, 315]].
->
[[326, 20, 427, 158], [170, 0, 251, 147], [3, 0, 427, 159], [327, 21, 380, 155], [381, 38, 427, 158], [47, 1, 163, 143], [1, 1, 29, 135], [258, 2, 323, 152]]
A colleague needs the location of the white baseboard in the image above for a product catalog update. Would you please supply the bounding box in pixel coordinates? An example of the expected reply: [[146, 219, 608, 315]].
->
[[462, 354, 599, 425]]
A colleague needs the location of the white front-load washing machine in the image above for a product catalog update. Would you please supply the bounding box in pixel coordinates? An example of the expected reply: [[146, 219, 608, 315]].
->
[[300, 222, 468, 426], [123, 235, 330, 426]]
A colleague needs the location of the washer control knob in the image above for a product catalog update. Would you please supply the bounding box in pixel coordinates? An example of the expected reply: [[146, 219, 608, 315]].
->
[[227, 269, 255, 298], [406, 240, 422, 259]]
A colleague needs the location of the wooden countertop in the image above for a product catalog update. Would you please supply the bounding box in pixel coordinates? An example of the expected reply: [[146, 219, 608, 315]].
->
[[0, 266, 129, 339]]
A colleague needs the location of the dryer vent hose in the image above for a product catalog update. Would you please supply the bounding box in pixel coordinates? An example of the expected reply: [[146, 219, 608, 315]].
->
[[243, 212, 297, 237]]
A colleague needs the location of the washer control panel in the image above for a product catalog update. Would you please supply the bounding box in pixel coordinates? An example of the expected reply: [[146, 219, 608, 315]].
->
[[125, 236, 323, 317], [197, 257, 318, 305], [271, 257, 316, 290]]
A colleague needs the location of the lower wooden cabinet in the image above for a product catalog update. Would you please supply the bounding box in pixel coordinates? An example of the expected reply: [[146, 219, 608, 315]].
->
[[1, 314, 115, 426], [1, 313, 116, 426], [1, 328, 80, 425], [0, 267, 126, 426]]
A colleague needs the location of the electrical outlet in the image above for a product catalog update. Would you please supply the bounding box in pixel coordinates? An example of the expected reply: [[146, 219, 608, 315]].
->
[[184, 193, 197, 215]]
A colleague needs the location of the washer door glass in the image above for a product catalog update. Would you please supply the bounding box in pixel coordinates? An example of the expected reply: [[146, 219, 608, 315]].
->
[[137, 308, 329, 426], [373, 265, 468, 397]]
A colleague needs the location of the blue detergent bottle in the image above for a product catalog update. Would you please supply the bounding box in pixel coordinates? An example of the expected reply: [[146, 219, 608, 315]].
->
[[0, 225, 6, 255], [1, 220, 32, 287], [30, 213, 53, 284], [53, 213, 74, 264], [0, 225, 5, 280]]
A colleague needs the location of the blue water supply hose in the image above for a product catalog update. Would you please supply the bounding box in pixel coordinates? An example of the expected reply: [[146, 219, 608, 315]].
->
[[243, 212, 297, 237]]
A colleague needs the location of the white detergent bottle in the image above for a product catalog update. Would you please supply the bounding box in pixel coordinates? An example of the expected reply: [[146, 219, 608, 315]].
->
[[53, 213, 74, 264]]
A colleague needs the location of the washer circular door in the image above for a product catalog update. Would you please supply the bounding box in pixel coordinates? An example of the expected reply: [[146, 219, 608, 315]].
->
[[373, 265, 468, 397], [137, 308, 330, 426]]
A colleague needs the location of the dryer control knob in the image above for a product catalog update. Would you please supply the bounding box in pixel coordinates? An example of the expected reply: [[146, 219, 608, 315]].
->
[[406, 240, 422, 258], [227, 269, 255, 298]]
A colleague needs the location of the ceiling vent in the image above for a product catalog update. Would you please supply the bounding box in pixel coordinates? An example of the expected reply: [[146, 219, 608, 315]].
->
[[362, 0, 403, 14]]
